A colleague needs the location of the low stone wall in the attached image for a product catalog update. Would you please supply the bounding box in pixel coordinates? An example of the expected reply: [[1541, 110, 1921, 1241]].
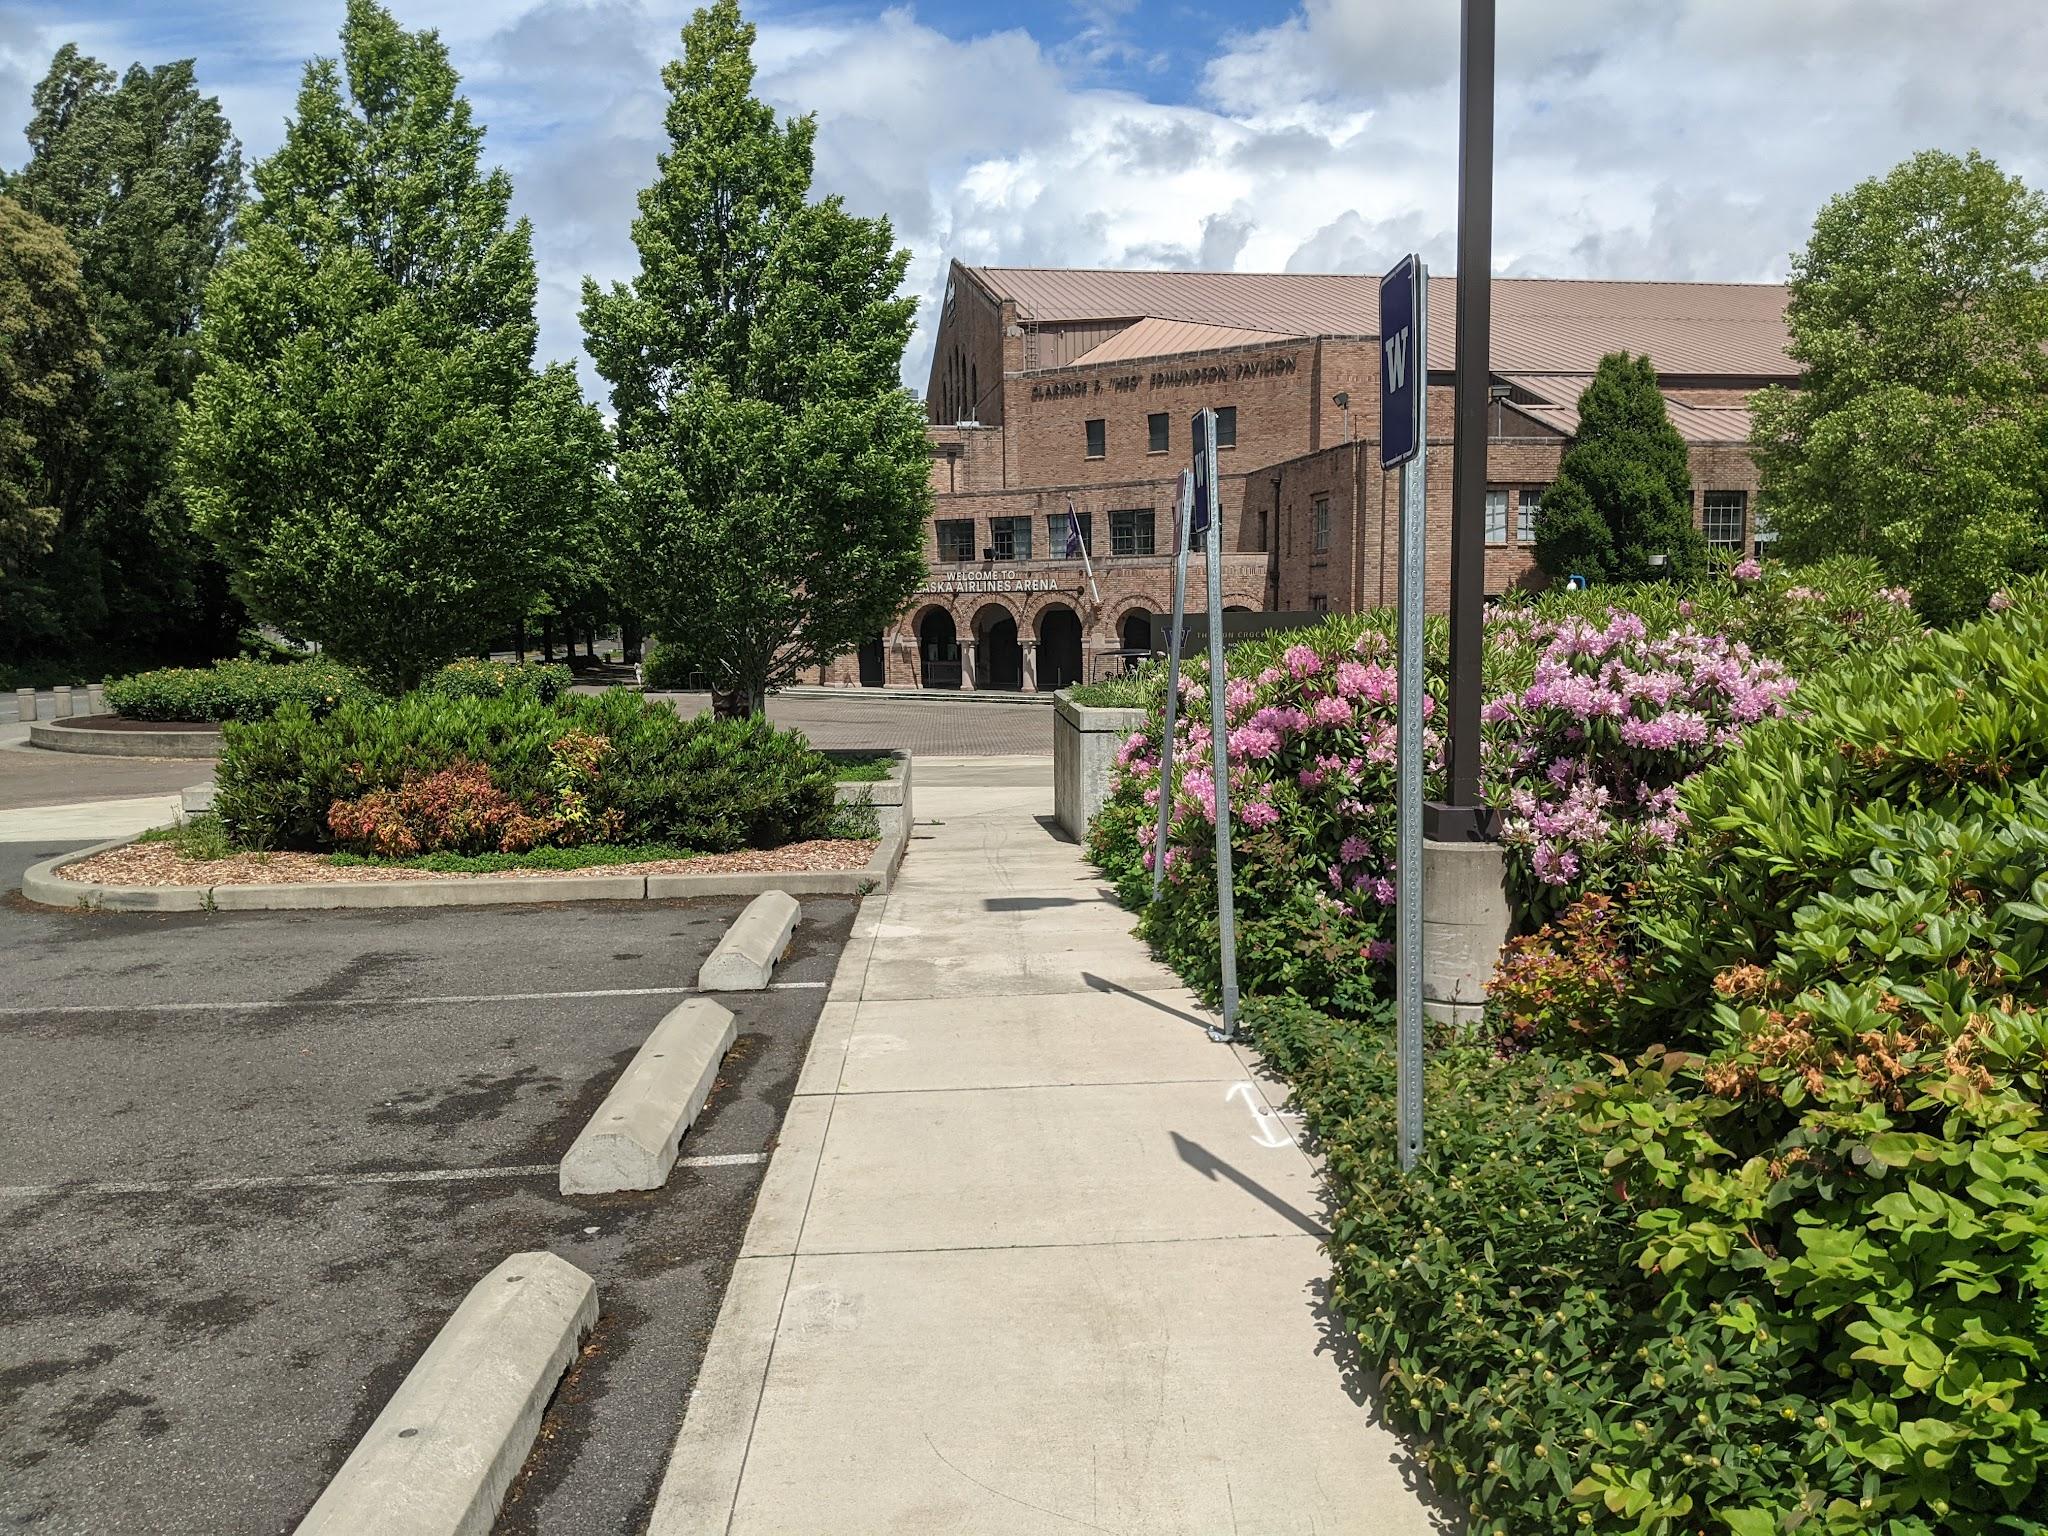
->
[[1052, 693, 1145, 843], [28, 717, 221, 759]]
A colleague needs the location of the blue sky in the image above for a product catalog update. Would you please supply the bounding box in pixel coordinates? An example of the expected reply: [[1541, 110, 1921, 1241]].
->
[[5, 1, 2046, 394]]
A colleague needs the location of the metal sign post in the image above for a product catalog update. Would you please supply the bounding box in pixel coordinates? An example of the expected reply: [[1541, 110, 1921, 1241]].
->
[[1380, 255, 1428, 1172], [1150, 470, 1195, 903], [1192, 409, 1239, 1042]]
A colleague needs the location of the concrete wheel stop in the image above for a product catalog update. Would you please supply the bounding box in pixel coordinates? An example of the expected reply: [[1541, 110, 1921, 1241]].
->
[[697, 891, 799, 991], [295, 1250, 598, 1536], [560, 997, 738, 1196]]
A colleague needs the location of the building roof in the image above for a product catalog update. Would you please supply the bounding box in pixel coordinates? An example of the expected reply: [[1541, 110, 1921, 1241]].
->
[[966, 266, 1794, 380], [1066, 316, 1305, 367], [1502, 372, 1755, 445]]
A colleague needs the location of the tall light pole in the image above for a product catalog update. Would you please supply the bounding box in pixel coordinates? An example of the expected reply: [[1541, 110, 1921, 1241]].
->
[[1428, 0, 1496, 844]]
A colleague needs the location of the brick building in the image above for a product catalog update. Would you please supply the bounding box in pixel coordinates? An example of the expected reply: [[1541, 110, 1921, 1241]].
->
[[811, 265, 1794, 689]]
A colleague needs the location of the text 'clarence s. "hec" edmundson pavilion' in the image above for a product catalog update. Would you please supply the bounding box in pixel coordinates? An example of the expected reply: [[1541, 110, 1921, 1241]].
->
[[806, 262, 1796, 692]]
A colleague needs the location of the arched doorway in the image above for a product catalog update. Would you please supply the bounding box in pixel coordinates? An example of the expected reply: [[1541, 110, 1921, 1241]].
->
[[917, 608, 960, 689], [1037, 605, 1084, 691], [1119, 611, 1152, 653], [973, 603, 1022, 691], [858, 633, 885, 687]]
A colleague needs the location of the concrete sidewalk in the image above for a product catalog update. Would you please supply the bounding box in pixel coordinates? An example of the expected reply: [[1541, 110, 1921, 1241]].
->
[[651, 756, 1444, 1535]]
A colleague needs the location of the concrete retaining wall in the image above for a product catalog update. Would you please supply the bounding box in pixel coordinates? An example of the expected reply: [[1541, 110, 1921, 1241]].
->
[[1052, 694, 1145, 844], [28, 718, 222, 759]]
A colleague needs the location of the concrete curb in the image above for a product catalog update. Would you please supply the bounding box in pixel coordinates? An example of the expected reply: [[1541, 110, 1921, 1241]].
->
[[829, 748, 911, 809], [698, 891, 799, 991], [295, 1250, 598, 1536], [17, 805, 911, 912], [28, 717, 222, 759], [559, 997, 737, 1195]]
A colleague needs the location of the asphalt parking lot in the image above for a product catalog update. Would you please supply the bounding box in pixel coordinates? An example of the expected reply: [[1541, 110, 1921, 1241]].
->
[[0, 838, 852, 1535]]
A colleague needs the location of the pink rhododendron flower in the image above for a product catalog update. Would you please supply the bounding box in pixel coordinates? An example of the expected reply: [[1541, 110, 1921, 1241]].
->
[[1284, 644, 1322, 679], [1731, 557, 1762, 581], [1311, 694, 1354, 728], [1991, 590, 2014, 612]]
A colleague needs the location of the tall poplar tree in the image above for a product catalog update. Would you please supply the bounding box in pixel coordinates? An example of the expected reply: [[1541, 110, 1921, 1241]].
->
[[179, 0, 607, 690], [582, 0, 930, 714], [0, 197, 99, 578], [3, 46, 243, 658]]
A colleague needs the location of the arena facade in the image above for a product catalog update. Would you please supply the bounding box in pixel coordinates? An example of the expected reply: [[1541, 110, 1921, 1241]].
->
[[810, 264, 1796, 690]]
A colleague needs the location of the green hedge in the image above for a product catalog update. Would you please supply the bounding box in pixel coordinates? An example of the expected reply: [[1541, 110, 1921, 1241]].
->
[[105, 658, 369, 722], [421, 659, 571, 703], [214, 690, 837, 855]]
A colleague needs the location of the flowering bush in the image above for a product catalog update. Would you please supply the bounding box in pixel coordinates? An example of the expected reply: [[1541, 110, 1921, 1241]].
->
[[1484, 609, 1797, 919]]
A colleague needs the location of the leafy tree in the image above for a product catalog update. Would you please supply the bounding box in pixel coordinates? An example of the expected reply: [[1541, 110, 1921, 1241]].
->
[[178, 0, 608, 691], [582, 0, 930, 714], [3, 45, 245, 658], [1534, 352, 1703, 584], [1752, 150, 2048, 625], [0, 196, 99, 577]]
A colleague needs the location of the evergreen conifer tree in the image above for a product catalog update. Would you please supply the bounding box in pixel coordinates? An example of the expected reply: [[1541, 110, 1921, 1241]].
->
[[0, 196, 99, 578]]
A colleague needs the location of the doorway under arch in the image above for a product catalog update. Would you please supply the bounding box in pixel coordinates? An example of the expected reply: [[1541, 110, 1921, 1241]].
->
[[1119, 610, 1153, 654], [917, 608, 960, 689], [858, 633, 885, 687], [973, 603, 1022, 691], [1037, 605, 1084, 691]]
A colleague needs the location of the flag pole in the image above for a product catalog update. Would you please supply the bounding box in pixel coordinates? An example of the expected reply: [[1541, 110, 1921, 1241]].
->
[[1069, 497, 1102, 607]]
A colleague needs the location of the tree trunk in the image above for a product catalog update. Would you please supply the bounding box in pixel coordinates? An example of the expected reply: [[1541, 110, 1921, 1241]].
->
[[541, 616, 554, 662], [622, 616, 642, 664], [514, 618, 526, 662]]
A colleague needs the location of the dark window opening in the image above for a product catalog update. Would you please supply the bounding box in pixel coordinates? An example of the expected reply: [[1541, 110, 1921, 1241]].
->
[[1147, 413, 1169, 453], [1085, 418, 1106, 459], [990, 515, 1033, 561], [936, 518, 976, 563], [1214, 405, 1237, 448], [1045, 512, 1092, 557], [1109, 509, 1156, 557]]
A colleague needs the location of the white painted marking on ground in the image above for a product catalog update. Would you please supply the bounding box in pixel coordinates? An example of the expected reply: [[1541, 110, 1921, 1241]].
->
[[0, 1150, 767, 1200], [0, 982, 825, 1017], [1226, 1080, 1294, 1148]]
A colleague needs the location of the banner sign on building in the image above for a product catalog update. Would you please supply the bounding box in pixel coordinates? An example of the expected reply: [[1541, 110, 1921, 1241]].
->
[[1379, 254, 1424, 470], [1190, 412, 1211, 540]]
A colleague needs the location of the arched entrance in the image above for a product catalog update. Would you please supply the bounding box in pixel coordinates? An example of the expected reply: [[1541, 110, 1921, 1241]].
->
[[973, 603, 1022, 691], [1037, 605, 1084, 691], [858, 633, 885, 687], [917, 608, 960, 689], [1119, 611, 1152, 653]]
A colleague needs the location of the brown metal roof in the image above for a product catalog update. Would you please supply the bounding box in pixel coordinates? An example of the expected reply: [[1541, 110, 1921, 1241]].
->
[[1066, 316, 1304, 367], [967, 266, 1794, 380], [1501, 372, 1754, 446]]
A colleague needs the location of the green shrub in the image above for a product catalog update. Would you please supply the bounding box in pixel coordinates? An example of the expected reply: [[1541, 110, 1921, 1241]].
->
[[423, 659, 572, 703], [106, 658, 369, 722], [1247, 997, 1846, 1535], [639, 639, 695, 690], [1066, 664, 1161, 709], [1485, 893, 1641, 1053], [214, 690, 836, 855]]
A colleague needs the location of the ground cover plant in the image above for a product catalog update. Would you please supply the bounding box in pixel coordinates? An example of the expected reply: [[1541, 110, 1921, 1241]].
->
[[213, 689, 841, 857]]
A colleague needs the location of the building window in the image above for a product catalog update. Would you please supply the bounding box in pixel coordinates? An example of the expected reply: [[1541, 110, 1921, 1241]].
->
[[990, 515, 1033, 561], [1214, 406, 1237, 449], [1085, 418, 1106, 459], [1045, 511, 1092, 558], [1148, 413, 1169, 454], [1309, 594, 1329, 614], [936, 518, 975, 564], [1518, 486, 1543, 544], [1110, 508, 1155, 557], [1312, 494, 1331, 554], [1702, 490, 1747, 551], [1752, 506, 1776, 558], [1484, 488, 1509, 546]]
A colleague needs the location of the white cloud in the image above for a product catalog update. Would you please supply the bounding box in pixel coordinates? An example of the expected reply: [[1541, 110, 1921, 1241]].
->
[[5, 0, 2046, 395]]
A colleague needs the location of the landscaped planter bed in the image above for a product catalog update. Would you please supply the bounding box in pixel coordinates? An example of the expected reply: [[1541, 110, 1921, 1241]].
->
[[57, 837, 877, 887], [29, 716, 223, 758]]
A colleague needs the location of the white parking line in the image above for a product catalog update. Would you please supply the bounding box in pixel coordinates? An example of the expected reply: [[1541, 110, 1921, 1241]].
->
[[0, 982, 827, 1017], [0, 1150, 768, 1200]]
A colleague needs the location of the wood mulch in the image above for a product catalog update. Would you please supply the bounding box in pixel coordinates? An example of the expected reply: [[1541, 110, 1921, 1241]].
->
[[58, 838, 879, 888]]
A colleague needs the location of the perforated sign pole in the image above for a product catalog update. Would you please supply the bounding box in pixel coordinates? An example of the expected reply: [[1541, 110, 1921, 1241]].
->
[[1151, 470, 1195, 903], [1381, 255, 1429, 1172], [1192, 409, 1239, 1042]]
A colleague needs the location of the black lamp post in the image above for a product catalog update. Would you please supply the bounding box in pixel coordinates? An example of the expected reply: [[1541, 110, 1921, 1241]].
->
[[1427, 0, 1497, 844]]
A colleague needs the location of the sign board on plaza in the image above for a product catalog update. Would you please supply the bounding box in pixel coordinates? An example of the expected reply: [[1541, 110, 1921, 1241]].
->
[[1379, 254, 1423, 470], [917, 573, 1079, 597]]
